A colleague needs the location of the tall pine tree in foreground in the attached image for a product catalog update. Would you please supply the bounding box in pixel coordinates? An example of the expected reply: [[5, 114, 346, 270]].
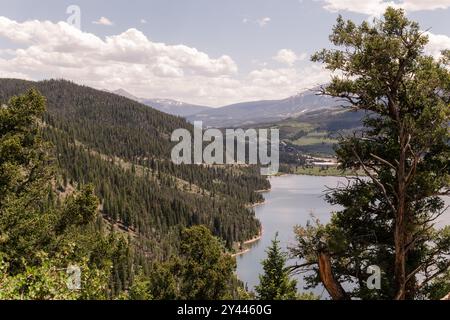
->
[[0, 89, 129, 299], [255, 233, 297, 300], [291, 8, 450, 300], [133, 225, 240, 300]]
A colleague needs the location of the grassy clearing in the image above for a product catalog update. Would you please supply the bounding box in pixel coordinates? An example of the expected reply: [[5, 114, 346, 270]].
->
[[292, 166, 364, 177], [292, 131, 338, 146]]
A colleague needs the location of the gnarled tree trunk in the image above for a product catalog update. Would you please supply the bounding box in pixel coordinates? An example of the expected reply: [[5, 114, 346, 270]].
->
[[318, 251, 350, 300], [394, 126, 407, 300]]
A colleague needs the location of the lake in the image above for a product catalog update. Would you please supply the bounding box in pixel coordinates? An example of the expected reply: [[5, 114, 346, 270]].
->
[[236, 174, 450, 296]]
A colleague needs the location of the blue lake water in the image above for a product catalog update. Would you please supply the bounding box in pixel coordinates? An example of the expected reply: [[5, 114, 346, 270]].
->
[[236, 174, 450, 297]]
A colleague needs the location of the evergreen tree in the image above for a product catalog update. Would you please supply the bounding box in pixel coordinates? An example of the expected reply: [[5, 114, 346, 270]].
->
[[0, 81, 271, 300], [0, 89, 51, 270], [128, 268, 153, 300], [292, 8, 450, 300], [0, 89, 131, 299], [178, 225, 236, 300], [255, 233, 297, 300]]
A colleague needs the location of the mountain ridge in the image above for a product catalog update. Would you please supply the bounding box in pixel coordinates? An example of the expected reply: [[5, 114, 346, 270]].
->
[[109, 88, 212, 117], [0, 78, 268, 254], [106, 87, 343, 128], [187, 87, 342, 127]]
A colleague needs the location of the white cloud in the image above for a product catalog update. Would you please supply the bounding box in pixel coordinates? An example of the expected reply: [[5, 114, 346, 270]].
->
[[0, 17, 237, 77], [140, 19, 147, 24], [251, 59, 268, 68], [0, 16, 330, 106], [243, 17, 273, 28], [273, 49, 307, 66], [425, 32, 450, 59], [321, 0, 450, 16], [257, 17, 271, 27], [0, 70, 32, 79], [92, 16, 114, 26], [319, 2, 450, 61], [402, 0, 450, 11], [247, 65, 329, 91]]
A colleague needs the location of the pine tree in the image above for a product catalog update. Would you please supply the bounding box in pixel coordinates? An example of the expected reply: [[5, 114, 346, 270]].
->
[[128, 268, 153, 300], [0, 80, 271, 300], [0, 88, 52, 270], [179, 225, 236, 300], [0, 89, 129, 299], [292, 8, 450, 300], [255, 233, 297, 300]]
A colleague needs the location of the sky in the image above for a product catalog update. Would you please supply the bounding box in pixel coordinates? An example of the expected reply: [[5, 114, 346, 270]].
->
[[0, 0, 449, 106]]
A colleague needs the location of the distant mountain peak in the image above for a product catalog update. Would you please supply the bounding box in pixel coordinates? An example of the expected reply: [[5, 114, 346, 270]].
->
[[141, 98, 211, 117], [101, 89, 211, 117], [105, 86, 337, 125], [111, 88, 141, 101], [290, 85, 323, 98], [187, 87, 339, 127]]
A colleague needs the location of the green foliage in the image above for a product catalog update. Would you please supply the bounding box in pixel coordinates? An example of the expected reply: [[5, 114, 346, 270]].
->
[[0, 80, 270, 300], [294, 8, 450, 300], [124, 226, 241, 300], [255, 234, 297, 300], [297, 292, 320, 300], [0, 251, 109, 300], [57, 184, 99, 233], [146, 260, 179, 300], [0, 89, 132, 299], [46, 126, 263, 249], [0, 79, 268, 254], [178, 225, 236, 299], [0, 81, 269, 300], [0, 89, 53, 270], [0, 253, 77, 300], [128, 268, 153, 300], [423, 268, 450, 300]]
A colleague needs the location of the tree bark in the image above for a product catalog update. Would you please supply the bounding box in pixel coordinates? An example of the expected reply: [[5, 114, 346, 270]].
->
[[394, 126, 407, 300], [318, 251, 350, 300]]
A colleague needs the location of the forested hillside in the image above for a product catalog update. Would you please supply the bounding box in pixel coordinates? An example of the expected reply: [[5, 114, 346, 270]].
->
[[0, 79, 188, 160], [255, 108, 366, 160], [0, 79, 269, 298]]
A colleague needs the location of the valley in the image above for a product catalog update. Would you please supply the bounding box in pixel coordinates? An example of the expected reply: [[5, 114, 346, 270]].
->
[[1, 3, 449, 303], [118, 86, 365, 164], [0, 78, 270, 295]]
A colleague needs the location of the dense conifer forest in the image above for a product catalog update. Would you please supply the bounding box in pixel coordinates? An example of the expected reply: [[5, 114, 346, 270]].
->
[[0, 79, 270, 298]]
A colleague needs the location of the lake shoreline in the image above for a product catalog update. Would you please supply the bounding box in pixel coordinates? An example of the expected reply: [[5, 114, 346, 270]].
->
[[245, 200, 267, 208], [235, 174, 347, 292], [232, 227, 263, 257], [238, 173, 351, 258], [293, 172, 354, 178], [239, 173, 341, 256], [281, 166, 365, 178], [235, 185, 272, 256]]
